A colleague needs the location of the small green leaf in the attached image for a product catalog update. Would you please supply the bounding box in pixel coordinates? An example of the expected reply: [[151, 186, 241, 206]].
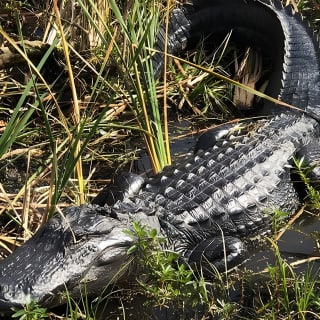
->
[[127, 244, 138, 254], [149, 228, 157, 238], [11, 309, 26, 318]]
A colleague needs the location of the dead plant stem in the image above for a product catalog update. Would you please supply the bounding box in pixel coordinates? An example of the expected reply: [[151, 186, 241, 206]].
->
[[53, 0, 85, 205], [163, 0, 172, 165]]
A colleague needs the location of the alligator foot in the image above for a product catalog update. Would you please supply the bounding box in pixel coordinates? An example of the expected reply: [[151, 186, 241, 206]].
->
[[92, 173, 145, 206], [194, 120, 254, 153], [186, 236, 245, 276]]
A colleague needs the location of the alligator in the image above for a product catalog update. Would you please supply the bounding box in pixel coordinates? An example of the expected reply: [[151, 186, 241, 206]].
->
[[0, 0, 320, 311]]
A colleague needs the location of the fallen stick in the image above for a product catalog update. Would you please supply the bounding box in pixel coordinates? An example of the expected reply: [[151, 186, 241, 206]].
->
[[0, 40, 50, 69]]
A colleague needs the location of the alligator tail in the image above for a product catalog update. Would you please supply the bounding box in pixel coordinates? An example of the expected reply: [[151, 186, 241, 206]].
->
[[152, 7, 191, 78], [154, 0, 320, 116]]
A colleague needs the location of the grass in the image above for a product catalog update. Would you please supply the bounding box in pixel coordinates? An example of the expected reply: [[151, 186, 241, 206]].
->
[[293, 156, 320, 209], [124, 220, 320, 319], [0, 0, 174, 231], [11, 302, 48, 320], [252, 239, 320, 319], [126, 222, 213, 310], [0, 0, 320, 319]]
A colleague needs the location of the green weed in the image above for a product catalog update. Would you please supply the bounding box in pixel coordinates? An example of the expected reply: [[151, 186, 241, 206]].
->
[[11, 301, 48, 320], [126, 221, 242, 319], [272, 209, 291, 233], [293, 157, 320, 209], [254, 239, 320, 319], [167, 40, 233, 118], [127, 222, 209, 307]]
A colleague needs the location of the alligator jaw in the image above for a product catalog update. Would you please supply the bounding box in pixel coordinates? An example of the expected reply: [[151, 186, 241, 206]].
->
[[0, 205, 136, 310]]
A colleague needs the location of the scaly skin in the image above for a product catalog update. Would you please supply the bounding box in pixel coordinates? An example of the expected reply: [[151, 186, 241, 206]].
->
[[0, 0, 320, 311]]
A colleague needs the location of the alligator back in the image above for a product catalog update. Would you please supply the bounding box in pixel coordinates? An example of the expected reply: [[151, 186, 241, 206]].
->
[[123, 0, 320, 268], [111, 112, 319, 260]]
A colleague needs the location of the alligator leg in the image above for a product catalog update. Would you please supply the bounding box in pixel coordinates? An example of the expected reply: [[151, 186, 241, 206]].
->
[[186, 236, 245, 275], [92, 173, 145, 206], [195, 123, 238, 153], [195, 120, 254, 153]]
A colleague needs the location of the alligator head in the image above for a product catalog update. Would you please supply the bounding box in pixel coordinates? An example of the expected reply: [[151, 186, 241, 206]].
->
[[0, 205, 137, 309]]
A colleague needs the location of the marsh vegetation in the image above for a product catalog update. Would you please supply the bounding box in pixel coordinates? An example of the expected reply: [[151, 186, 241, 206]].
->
[[0, 0, 320, 319]]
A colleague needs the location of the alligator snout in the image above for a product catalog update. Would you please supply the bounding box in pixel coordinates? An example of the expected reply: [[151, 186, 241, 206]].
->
[[0, 205, 136, 310]]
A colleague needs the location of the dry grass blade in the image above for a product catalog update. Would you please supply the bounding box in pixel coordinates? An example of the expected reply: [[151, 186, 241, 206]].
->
[[53, 0, 84, 205], [162, 0, 173, 166], [149, 47, 311, 114]]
